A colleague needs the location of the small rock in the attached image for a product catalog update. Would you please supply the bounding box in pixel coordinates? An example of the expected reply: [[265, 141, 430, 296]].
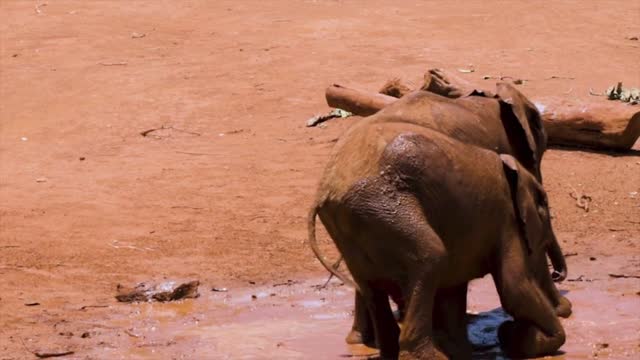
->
[[251, 294, 257, 300], [25, 302, 40, 306], [81, 332, 91, 338], [590, 257, 597, 261], [211, 287, 228, 292], [21, 137, 28, 141], [131, 32, 146, 39], [79, 157, 86, 161], [627, 36, 638, 41], [35, 178, 47, 183]]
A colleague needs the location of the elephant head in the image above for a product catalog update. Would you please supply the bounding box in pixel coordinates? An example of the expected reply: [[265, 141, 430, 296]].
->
[[500, 154, 571, 317], [501, 154, 552, 256]]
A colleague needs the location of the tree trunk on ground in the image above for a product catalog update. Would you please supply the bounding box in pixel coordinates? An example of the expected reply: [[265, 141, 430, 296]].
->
[[535, 98, 640, 150], [325, 84, 396, 117], [324, 74, 640, 151]]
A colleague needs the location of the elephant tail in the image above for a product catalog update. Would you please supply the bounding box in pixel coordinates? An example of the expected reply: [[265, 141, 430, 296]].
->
[[548, 237, 567, 282], [308, 203, 359, 290]]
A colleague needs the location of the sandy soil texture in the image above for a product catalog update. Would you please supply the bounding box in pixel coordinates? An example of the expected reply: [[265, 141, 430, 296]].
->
[[1, 1, 638, 359]]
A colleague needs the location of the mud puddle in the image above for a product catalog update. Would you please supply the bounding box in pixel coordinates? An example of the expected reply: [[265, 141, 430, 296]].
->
[[73, 276, 639, 359]]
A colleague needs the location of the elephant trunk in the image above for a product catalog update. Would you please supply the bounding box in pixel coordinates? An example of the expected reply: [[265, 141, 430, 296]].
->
[[308, 203, 359, 290], [547, 235, 567, 282]]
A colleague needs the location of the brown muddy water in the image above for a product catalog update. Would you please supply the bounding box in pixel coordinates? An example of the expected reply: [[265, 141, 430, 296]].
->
[[72, 276, 639, 359]]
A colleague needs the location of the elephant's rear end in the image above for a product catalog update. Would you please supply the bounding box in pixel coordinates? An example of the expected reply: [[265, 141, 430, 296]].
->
[[316, 124, 513, 289]]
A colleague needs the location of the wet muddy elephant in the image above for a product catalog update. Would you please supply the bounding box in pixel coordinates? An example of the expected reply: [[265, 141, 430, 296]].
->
[[308, 123, 567, 359], [311, 82, 571, 348]]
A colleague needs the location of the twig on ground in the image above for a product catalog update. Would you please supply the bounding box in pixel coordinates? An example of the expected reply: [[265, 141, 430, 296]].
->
[[79, 305, 109, 310], [273, 280, 299, 287], [307, 109, 352, 127], [109, 240, 155, 252], [34, 351, 75, 358], [140, 125, 201, 137], [175, 151, 217, 156], [124, 329, 141, 338], [567, 275, 594, 282], [608, 273, 640, 279], [98, 61, 128, 66], [569, 185, 592, 212], [545, 76, 575, 80]]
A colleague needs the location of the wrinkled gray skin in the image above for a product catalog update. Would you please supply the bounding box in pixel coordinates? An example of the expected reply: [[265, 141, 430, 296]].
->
[[312, 83, 571, 348], [308, 123, 567, 359]]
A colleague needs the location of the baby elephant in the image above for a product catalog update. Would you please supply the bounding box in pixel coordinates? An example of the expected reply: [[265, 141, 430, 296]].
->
[[308, 122, 566, 359]]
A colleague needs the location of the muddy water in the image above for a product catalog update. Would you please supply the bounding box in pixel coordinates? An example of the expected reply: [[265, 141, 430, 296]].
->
[[83, 276, 638, 359]]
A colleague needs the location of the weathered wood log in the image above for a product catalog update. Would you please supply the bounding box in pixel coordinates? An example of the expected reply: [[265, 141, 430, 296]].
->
[[535, 98, 640, 150], [325, 84, 396, 117], [324, 82, 640, 151]]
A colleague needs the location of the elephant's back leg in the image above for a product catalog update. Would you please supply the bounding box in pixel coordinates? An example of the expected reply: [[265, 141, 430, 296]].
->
[[337, 178, 449, 359], [337, 176, 446, 287]]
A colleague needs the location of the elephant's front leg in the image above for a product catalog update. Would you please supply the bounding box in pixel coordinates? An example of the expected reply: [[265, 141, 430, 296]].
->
[[346, 291, 375, 345], [534, 254, 572, 318], [493, 264, 566, 357]]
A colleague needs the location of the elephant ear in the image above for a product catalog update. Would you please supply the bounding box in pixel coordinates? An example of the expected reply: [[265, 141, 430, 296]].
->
[[500, 154, 544, 255], [495, 83, 547, 180]]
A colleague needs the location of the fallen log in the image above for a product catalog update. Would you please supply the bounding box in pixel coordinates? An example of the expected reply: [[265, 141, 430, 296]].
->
[[535, 98, 640, 150], [325, 84, 395, 117], [324, 82, 640, 151]]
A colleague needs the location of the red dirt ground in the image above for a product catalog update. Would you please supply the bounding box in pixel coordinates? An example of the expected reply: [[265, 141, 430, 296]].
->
[[1, 1, 638, 359]]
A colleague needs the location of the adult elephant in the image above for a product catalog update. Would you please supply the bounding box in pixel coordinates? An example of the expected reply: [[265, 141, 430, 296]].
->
[[309, 82, 570, 347], [308, 122, 566, 359]]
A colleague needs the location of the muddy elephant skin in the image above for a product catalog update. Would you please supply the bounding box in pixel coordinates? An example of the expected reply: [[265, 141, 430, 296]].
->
[[308, 121, 567, 359]]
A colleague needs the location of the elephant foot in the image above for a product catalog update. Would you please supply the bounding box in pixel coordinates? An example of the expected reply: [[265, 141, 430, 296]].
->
[[434, 332, 471, 360], [498, 320, 565, 358], [345, 329, 375, 346], [399, 347, 448, 360], [555, 296, 572, 318]]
